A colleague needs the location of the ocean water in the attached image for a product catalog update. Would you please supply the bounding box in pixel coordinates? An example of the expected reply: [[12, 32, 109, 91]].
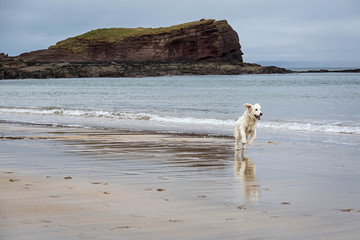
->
[[1, 73, 360, 145]]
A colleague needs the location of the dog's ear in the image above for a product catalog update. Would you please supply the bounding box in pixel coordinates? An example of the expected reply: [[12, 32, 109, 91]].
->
[[244, 103, 252, 112]]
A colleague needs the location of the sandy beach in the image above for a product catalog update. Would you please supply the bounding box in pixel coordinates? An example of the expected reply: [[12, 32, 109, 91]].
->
[[1, 123, 359, 240]]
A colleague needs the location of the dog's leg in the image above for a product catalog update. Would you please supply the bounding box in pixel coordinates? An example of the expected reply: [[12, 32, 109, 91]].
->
[[248, 129, 256, 145], [240, 127, 247, 149], [234, 127, 240, 151]]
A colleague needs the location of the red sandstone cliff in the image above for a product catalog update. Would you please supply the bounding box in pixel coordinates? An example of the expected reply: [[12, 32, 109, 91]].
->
[[19, 19, 243, 63]]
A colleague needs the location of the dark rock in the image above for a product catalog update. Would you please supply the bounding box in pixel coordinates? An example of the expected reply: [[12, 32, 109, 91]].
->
[[0, 57, 292, 79], [296, 68, 360, 73]]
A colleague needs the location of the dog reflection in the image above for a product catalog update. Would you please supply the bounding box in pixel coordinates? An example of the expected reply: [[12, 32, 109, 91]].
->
[[234, 150, 255, 178], [234, 149, 259, 201]]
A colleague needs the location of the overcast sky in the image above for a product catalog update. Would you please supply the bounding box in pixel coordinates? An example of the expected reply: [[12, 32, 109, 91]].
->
[[1, 0, 359, 67]]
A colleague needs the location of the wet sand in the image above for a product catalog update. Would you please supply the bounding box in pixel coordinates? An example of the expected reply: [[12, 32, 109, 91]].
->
[[1, 123, 360, 240]]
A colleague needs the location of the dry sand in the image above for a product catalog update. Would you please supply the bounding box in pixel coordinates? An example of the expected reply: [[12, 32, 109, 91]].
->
[[1, 123, 359, 240]]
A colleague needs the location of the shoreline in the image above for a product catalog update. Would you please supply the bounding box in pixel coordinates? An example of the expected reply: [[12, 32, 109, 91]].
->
[[1, 123, 360, 239], [1, 55, 359, 80], [0, 58, 291, 80]]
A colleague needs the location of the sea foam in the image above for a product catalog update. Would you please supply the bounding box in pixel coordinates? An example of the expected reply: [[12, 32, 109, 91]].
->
[[1, 106, 359, 135]]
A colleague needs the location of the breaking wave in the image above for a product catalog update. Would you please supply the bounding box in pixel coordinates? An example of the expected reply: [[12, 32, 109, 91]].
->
[[259, 120, 359, 135], [0, 106, 359, 135]]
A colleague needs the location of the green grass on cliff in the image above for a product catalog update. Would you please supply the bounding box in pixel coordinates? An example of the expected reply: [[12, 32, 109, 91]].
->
[[54, 19, 216, 53]]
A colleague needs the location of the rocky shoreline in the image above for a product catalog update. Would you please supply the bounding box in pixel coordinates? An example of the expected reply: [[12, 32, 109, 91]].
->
[[0, 56, 291, 79], [2, 55, 359, 79], [296, 68, 360, 73]]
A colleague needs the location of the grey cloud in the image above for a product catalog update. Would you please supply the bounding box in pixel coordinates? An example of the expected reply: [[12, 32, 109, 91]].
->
[[0, 0, 359, 67]]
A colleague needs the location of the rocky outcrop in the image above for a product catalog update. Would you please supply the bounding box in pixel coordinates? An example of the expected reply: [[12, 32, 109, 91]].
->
[[0, 55, 291, 79], [1, 19, 298, 79], [18, 19, 243, 63]]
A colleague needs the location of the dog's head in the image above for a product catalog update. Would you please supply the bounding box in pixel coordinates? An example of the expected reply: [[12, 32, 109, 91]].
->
[[244, 103, 263, 120]]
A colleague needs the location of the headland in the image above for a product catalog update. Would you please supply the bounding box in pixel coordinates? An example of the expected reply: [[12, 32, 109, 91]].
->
[[0, 19, 291, 79]]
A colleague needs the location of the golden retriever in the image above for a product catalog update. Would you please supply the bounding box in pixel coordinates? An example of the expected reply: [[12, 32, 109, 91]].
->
[[234, 103, 262, 150]]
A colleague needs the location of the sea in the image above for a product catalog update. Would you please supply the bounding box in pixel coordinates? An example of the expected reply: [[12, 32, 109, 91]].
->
[[1, 73, 360, 147]]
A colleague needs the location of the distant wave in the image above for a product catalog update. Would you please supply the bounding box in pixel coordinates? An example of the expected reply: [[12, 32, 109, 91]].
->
[[0, 107, 359, 135], [0, 107, 150, 120], [259, 121, 359, 135]]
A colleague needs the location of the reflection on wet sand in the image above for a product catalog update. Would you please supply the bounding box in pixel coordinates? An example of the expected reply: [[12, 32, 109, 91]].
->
[[44, 130, 235, 177], [234, 149, 259, 201]]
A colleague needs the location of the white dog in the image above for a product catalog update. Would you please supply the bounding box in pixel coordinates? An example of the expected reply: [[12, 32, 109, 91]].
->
[[234, 103, 262, 150]]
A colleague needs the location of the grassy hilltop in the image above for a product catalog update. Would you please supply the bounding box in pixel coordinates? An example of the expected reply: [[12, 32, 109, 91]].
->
[[53, 19, 216, 53]]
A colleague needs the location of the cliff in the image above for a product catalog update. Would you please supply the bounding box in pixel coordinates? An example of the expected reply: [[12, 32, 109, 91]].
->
[[18, 19, 243, 63], [1, 19, 296, 79]]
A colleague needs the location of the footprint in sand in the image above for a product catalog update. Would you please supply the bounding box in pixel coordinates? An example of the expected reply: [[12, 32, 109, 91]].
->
[[110, 226, 140, 230], [168, 219, 184, 223], [339, 208, 359, 213]]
